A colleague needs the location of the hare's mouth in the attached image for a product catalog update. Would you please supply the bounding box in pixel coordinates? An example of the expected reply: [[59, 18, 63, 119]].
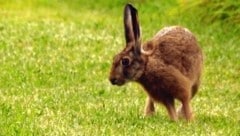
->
[[109, 78, 126, 86]]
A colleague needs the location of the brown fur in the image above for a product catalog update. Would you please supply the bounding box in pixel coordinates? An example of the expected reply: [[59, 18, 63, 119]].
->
[[109, 4, 203, 121]]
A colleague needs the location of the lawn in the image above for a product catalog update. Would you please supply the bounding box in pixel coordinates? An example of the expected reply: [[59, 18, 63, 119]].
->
[[0, 0, 240, 135]]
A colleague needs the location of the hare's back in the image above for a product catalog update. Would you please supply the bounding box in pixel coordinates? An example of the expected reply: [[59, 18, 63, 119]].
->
[[153, 26, 203, 80]]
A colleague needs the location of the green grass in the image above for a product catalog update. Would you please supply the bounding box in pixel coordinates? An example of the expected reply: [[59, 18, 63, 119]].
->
[[0, 0, 240, 135]]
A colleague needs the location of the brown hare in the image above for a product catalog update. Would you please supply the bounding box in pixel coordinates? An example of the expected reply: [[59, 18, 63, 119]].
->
[[109, 4, 203, 121]]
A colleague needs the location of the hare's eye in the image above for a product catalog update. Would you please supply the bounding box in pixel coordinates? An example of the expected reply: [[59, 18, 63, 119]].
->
[[121, 58, 130, 66]]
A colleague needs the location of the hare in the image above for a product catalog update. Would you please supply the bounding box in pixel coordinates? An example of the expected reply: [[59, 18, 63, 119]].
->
[[109, 4, 203, 121]]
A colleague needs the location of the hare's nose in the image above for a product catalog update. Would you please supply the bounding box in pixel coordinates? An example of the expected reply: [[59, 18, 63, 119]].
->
[[110, 78, 118, 85]]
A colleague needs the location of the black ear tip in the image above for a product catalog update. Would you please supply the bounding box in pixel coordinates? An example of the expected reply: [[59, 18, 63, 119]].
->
[[125, 3, 136, 11]]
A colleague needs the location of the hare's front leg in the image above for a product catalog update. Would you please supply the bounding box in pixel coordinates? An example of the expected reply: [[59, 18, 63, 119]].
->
[[144, 96, 155, 116]]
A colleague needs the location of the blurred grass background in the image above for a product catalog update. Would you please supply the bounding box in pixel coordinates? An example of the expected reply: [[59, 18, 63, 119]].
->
[[0, 0, 239, 135]]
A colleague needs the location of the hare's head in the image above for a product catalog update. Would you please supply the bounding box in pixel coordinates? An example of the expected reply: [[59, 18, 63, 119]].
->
[[109, 4, 146, 86]]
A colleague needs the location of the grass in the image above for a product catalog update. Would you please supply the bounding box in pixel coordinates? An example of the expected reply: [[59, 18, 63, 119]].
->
[[0, 0, 240, 135]]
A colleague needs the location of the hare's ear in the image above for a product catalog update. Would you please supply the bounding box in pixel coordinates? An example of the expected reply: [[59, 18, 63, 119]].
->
[[124, 4, 140, 47]]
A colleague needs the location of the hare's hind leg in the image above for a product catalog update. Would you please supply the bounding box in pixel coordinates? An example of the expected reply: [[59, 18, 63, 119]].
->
[[177, 83, 193, 121], [191, 79, 200, 98], [181, 98, 193, 121], [144, 96, 155, 116], [178, 79, 200, 120], [163, 98, 177, 121]]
